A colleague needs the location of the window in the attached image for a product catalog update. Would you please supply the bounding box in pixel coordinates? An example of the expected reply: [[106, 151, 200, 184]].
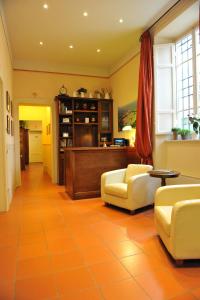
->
[[196, 29, 200, 111], [175, 28, 200, 129]]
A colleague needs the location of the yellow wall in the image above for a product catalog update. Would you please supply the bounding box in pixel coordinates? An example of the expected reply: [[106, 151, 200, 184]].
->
[[110, 54, 140, 143], [14, 57, 141, 149], [0, 13, 14, 211], [19, 105, 52, 177], [13, 70, 110, 100]]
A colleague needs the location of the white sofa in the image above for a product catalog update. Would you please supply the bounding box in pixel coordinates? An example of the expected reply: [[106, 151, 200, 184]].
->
[[155, 184, 200, 264], [101, 164, 160, 213]]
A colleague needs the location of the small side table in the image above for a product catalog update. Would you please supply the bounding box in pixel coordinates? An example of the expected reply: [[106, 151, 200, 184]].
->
[[148, 170, 180, 186]]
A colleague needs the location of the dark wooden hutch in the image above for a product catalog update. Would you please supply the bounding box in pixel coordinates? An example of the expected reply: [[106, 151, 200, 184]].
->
[[55, 95, 113, 184]]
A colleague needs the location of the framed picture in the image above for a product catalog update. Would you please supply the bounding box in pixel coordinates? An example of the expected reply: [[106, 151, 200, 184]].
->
[[10, 100, 13, 117], [118, 100, 137, 132], [6, 91, 10, 113], [11, 120, 14, 136], [6, 115, 10, 134]]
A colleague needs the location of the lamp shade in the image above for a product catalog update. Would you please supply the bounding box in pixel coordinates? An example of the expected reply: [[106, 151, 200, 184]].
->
[[122, 125, 132, 131]]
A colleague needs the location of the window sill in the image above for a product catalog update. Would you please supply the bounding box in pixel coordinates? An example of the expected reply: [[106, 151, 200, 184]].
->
[[165, 139, 200, 143]]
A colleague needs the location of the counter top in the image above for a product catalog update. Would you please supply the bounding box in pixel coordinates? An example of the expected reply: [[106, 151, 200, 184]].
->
[[64, 146, 133, 151]]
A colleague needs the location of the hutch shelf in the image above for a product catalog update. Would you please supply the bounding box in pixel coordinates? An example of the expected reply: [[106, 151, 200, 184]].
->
[[55, 95, 113, 184]]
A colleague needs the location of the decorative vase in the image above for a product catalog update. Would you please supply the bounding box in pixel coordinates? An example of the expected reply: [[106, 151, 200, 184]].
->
[[80, 92, 85, 98], [172, 132, 178, 140], [181, 134, 189, 140], [104, 92, 110, 99]]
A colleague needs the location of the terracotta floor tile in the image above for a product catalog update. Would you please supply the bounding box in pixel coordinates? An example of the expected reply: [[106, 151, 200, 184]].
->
[[16, 256, 53, 280], [107, 240, 142, 259], [135, 267, 186, 300], [171, 293, 198, 300], [54, 267, 95, 295], [170, 266, 200, 289], [50, 250, 85, 271], [139, 236, 174, 269], [89, 260, 131, 286], [191, 287, 200, 299], [42, 219, 66, 231], [19, 231, 45, 245], [0, 247, 16, 281], [0, 280, 14, 300], [81, 245, 116, 265], [121, 252, 160, 276], [15, 275, 58, 300], [73, 233, 102, 249], [60, 287, 102, 300], [47, 237, 77, 254], [20, 222, 43, 234], [101, 278, 150, 300], [93, 224, 129, 243], [0, 234, 18, 248], [45, 228, 70, 241], [18, 241, 48, 260]]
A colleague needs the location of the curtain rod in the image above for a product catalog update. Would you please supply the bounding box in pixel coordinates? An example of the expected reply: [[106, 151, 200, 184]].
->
[[146, 0, 182, 32]]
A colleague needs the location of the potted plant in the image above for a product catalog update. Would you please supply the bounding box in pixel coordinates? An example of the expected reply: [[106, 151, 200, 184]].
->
[[179, 129, 191, 140], [77, 87, 87, 97], [188, 115, 200, 139], [171, 127, 180, 140]]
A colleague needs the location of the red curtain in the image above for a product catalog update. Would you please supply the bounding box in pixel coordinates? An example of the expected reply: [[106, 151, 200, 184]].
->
[[135, 30, 153, 165]]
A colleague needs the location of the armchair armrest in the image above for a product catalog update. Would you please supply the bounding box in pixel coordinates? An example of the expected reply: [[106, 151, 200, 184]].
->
[[127, 174, 160, 209], [170, 200, 200, 258], [101, 169, 126, 196], [155, 184, 200, 206]]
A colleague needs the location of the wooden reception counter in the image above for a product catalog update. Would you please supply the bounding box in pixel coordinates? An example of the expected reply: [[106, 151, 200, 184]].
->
[[64, 147, 140, 200]]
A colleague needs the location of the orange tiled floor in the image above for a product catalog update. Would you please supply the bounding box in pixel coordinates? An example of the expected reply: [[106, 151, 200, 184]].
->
[[0, 163, 200, 300]]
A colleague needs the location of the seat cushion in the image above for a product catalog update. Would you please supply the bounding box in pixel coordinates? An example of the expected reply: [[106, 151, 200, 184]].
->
[[155, 206, 173, 236], [105, 183, 128, 199], [125, 164, 152, 183]]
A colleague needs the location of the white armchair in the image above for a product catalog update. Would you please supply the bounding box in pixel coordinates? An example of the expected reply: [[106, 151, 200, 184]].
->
[[101, 164, 160, 213], [154, 184, 200, 263]]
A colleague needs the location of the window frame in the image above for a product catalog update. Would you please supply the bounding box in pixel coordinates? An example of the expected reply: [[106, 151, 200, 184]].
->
[[175, 26, 199, 129]]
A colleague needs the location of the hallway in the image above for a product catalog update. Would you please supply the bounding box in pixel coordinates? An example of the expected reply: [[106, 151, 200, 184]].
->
[[1, 164, 200, 300]]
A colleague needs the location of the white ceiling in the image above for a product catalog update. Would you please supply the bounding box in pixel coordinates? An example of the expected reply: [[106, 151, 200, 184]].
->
[[2, 0, 182, 76]]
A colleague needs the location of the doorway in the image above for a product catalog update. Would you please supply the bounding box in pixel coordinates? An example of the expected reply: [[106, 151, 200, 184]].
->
[[18, 105, 52, 179]]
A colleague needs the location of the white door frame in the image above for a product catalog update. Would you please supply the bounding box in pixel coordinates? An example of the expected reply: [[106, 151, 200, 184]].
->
[[14, 98, 58, 186]]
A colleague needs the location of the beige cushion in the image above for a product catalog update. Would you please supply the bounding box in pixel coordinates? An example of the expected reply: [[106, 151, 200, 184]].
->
[[125, 164, 152, 183], [105, 183, 127, 199], [155, 206, 173, 236]]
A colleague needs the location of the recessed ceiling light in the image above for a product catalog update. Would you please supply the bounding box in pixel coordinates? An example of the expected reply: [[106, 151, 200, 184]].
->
[[97, 49, 101, 53], [119, 18, 124, 23], [69, 45, 74, 49], [39, 41, 43, 46], [83, 11, 88, 17], [43, 3, 48, 9]]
